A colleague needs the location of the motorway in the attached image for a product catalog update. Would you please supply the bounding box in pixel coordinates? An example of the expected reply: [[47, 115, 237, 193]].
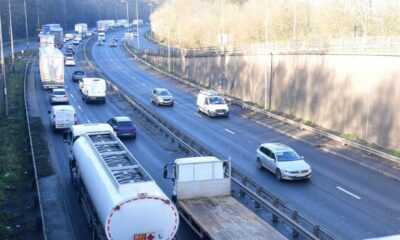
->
[[31, 38, 199, 239], [87, 29, 400, 239]]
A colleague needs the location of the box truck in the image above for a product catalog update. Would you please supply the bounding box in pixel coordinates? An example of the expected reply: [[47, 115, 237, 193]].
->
[[74, 23, 88, 35], [39, 47, 64, 89]]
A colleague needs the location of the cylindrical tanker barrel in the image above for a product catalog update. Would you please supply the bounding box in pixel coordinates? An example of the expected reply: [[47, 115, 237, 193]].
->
[[72, 132, 179, 240]]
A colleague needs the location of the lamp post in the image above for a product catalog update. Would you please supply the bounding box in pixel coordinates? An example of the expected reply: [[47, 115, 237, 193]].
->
[[0, 16, 8, 117], [135, 0, 140, 49], [8, 0, 14, 61], [23, 0, 29, 49]]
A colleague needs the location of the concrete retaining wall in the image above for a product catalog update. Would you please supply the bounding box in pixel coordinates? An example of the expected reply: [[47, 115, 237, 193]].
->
[[142, 52, 400, 150]]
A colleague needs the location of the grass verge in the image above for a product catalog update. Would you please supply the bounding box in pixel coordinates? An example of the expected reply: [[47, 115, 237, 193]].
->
[[0, 58, 42, 239]]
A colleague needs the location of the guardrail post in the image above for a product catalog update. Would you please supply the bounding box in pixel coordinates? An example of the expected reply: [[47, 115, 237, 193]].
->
[[291, 210, 299, 238], [272, 198, 278, 222], [239, 177, 247, 197], [312, 225, 320, 237], [254, 187, 262, 209]]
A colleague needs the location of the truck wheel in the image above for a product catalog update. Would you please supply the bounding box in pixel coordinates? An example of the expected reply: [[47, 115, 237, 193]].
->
[[256, 158, 262, 169], [276, 169, 282, 181]]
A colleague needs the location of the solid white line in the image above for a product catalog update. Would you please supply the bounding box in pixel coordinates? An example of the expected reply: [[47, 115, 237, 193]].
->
[[224, 128, 235, 135], [195, 113, 202, 117], [77, 105, 82, 111], [336, 186, 361, 200]]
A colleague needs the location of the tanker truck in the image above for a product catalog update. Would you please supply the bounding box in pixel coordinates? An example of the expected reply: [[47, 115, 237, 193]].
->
[[65, 126, 179, 240]]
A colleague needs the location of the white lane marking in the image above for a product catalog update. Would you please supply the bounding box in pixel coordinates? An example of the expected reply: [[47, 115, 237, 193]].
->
[[195, 113, 202, 117], [336, 186, 361, 200], [118, 66, 122, 69], [224, 128, 235, 135], [142, 83, 146, 86], [240, 114, 248, 119], [132, 77, 136, 80], [77, 105, 82, 111], [70, 93, 75, 99]]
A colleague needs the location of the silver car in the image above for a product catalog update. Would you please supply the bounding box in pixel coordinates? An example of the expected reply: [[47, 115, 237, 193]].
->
[[256, 143, 312, 181], [49, 88, 69, 105], [151, 88, 174, 106]]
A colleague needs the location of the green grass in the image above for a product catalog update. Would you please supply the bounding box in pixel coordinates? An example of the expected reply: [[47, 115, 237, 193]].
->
[[390, 149, 400, 158], [0, 59, 38, 237]]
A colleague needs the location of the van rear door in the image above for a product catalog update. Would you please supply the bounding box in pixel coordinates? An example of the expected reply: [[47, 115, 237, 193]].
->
[[55, 109, 75, 127]]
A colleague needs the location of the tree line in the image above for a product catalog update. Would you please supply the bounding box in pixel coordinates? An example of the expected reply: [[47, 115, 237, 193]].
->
[[0, 0, 150, 42], [150, 0, 400, 48]]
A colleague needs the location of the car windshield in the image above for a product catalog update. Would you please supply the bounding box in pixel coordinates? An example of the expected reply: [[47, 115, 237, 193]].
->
[[276, 151, 301, 161], [118, 121, 133, 127], [53, 90, 66, 95], [209, 96, 225, 104], [158, 90, 170, 96]]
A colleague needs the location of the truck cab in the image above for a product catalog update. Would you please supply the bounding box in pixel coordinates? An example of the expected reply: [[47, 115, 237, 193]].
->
[[196, 90, 229, 118], [164, 156, 231, 200]]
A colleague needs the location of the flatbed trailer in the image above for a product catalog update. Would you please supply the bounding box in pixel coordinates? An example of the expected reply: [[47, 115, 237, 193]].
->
[[179, 196, 286, 240]]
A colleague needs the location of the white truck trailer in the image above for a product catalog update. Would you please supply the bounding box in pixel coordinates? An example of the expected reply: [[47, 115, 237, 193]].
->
[[67, 128, 179, 240], [74, 23, 88, 35], [39, 47, 64, 89], [39, 34, 55, 48], [163, 156, 287, 240]]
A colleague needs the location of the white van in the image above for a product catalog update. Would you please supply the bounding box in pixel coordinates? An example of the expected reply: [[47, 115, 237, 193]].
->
[[79, 78, 106, 104], [196, 90, 229, 118], [98, 32, 105, 41], [48, 105, 77, 132]]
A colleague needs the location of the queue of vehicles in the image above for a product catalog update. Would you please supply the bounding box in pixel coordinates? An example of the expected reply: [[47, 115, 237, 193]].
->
[[37, 22, 314, 240]]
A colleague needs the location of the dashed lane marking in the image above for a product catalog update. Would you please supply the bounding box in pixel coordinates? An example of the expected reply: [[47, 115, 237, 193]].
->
[[224, 128, 235, 135], [195, 113, 202, 117], [77, 105, 82, 111], [336, 186, 361, 200]]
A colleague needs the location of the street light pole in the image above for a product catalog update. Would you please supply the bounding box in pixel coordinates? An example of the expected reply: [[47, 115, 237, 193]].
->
[[8, 0, 14, 61], [0, 16, 9, 117], [167, 6, 171, 72], [23, 0, 29, 49], [135, 0, 140, 49]]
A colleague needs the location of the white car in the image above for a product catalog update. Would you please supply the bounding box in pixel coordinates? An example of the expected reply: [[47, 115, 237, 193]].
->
[[72, 39, 80, 45], [196, 90, 229, 117], [151, 88, 174, 106], [256, 143, 312, 181], [49, 88, 69, 104], [65, 56, 75, 66]]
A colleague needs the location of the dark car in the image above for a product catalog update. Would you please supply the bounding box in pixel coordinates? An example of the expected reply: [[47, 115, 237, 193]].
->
[[72, 70, 85, 82], [107, 116, 136, 138]]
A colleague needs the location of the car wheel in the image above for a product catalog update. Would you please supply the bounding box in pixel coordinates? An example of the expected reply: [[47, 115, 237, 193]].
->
[[207, 110, 211, 117], [170, 102, 174, 107], [155, 101, 159, 106], [276, 169, 282, 181], [256, 158, 263, 169]]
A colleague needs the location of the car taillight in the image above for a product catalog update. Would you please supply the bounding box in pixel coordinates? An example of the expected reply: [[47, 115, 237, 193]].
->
[[131, 127, 136, 132], [115, 127, 121, 132]]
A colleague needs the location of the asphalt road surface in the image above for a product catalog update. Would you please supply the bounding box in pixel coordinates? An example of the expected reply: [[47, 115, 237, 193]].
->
[[33, 38, 199, 239], [89, 29, 400, 239]]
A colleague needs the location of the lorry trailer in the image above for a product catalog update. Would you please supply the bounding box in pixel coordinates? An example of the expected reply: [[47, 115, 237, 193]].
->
[[68, 129, 179, 240], [164, 156, 286, 240], [39, 47, 64, 89]]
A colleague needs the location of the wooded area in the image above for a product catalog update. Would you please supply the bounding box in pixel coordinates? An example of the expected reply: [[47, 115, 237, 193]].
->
[[0, 0, 149, 42], [151, 0, 400, 48]]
